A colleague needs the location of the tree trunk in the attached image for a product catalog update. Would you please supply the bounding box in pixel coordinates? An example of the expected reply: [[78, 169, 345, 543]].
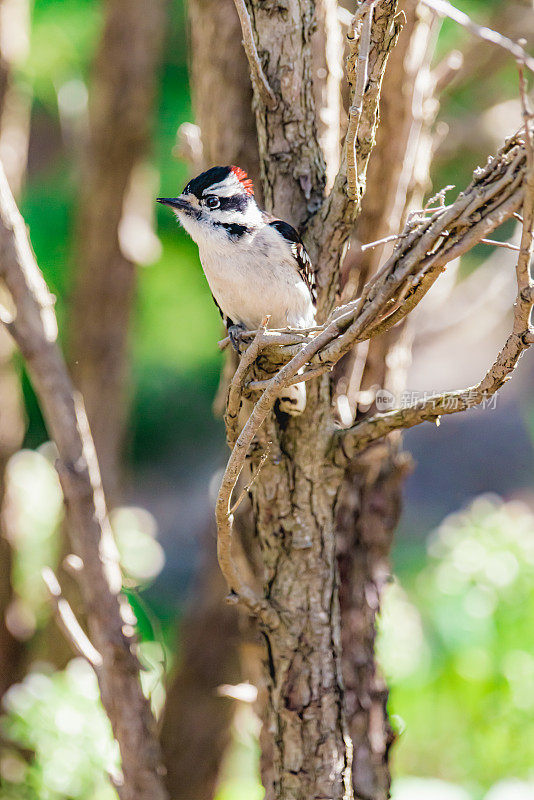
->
[[0, 334, 25, 695], [69, 0, 166, 501], [222, 2, 399, 797], [242, 3, 347, 797]]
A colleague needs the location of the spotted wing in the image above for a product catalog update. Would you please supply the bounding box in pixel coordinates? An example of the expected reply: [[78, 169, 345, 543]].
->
[[267, 219, 317, 307]]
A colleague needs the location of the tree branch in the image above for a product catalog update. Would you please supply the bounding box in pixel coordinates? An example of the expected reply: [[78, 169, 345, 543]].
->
[[306, 0, 400, 316], [0, 163, 167, 800], [420, 0, 534, 74], [335, 125, 534, 461], [346, 1, 377, 201], [42, 567, 103, 668], [215, 129, 530, 611], [232, 0, 277, 109]]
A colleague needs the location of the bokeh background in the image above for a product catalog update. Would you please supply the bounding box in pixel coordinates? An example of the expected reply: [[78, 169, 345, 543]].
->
[[1, 1, 534, 799]]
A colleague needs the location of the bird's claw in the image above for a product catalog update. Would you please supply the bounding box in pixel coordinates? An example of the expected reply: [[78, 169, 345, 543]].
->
[[228, 323, 247, 354]]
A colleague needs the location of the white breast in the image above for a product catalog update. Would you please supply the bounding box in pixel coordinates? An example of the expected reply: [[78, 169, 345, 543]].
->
[[198, 226, 315, 330]]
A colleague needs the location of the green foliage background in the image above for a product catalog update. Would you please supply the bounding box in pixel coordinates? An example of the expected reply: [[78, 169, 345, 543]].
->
[[1, 1, 534, 799]]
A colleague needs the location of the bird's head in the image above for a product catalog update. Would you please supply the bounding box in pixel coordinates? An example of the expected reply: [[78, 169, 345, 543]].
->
[[158, 165, 261, 247]]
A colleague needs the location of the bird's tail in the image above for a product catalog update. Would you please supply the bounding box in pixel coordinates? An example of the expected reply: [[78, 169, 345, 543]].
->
[[279, 370, 307, 414]]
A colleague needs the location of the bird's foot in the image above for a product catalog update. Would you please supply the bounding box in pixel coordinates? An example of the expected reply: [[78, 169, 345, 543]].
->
[[228, 323, 247, 354]]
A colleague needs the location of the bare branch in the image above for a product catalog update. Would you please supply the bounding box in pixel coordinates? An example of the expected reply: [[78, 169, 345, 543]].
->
[[336, 128, 534, 461], [479, 238, 520, 251], [306, 0, 400, 315], [0, 163, 167, 800], [420, 0, 534, 74], [229, 446, 270, 515], [225, 316, 270, 447], [346, 2, 377, 201], [42, 567, 103, 668], [232, 0, 277, 109]]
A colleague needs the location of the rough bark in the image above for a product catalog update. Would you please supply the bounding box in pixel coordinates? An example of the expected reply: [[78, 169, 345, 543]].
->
[[225, 3, 402, 796], [0, 162, 168, 800], [337, 448, 408, 800], [239, 3, 346, 796], [221, 3, 400, 798], [247, 0, 327, 224], [248, 397, 350, 800], [69, 0, 166, 500]]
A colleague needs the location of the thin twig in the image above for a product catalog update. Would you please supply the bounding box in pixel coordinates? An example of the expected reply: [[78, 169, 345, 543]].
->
[[360, 232, 405, 252], [229, 446, 271, 515], [232, 0, 277, 109], [42, 567, 103, 668], [480, 238, 520, 251], [346, 1, 377, 201], [218, 327, 318, 351], [248, 364, 332, 391], [420, 0, 534, 74], [226, 316, 270, 447]]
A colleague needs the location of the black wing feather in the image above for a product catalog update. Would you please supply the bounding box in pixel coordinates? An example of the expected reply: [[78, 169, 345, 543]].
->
[[210, 292, 234, 328], [266, 219, 317, 307]]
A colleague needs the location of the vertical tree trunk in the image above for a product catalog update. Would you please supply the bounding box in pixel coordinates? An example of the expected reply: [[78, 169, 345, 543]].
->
[[226, 2, 398, 797], [0, 336, 25, 695], [242, 4, 349, 797], [44, 0, 166, 670], [69, 0, 166, 501]]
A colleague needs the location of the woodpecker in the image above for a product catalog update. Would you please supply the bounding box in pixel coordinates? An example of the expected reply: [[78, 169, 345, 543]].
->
[[158, 165, 316, 413]]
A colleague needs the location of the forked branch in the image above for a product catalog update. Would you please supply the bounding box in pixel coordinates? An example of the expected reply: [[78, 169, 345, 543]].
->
[[335, 86, 534, 461], [215, 130, 530, 615]]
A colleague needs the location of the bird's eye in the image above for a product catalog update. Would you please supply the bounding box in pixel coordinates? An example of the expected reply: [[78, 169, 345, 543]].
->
[[205, 196, 220, 209]]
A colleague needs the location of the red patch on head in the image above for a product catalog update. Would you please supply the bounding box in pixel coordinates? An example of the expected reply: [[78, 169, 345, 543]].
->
[[231, 165, 254, 196]]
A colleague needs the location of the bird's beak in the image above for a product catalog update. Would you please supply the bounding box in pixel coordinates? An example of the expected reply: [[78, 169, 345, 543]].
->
[[157, 196, 191, 211]]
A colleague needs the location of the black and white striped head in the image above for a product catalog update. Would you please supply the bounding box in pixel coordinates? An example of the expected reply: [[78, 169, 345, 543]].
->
[[158, 166, 261, 246]]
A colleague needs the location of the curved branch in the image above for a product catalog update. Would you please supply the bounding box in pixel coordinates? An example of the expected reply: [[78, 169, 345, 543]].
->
[[232, 0, 277, 109], [0, 163, 167, 800]]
